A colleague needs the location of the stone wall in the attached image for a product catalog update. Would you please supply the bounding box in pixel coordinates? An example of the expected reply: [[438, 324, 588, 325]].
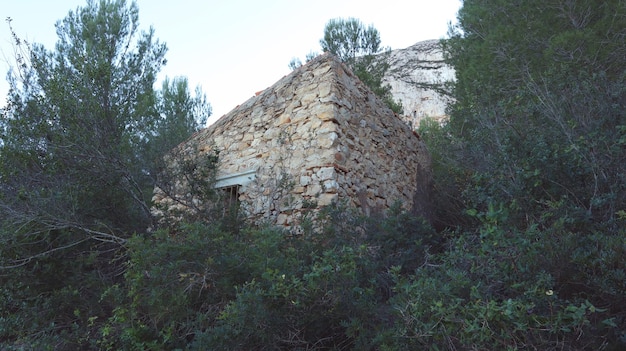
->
[[153, 53, 431, 228], [327, 58, 431, 217]]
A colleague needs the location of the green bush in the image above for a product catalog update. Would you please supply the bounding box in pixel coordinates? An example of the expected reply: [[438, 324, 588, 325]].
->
[[92, 202, 440, 350], [384, 204, 625, 350]]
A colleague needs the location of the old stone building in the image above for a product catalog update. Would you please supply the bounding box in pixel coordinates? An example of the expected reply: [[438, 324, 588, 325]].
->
[[153, 53, 432, 228]]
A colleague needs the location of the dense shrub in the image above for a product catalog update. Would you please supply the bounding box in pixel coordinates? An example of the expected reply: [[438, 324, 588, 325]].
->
[[91, 203, 438, 350], [385, 203, 625, 350]]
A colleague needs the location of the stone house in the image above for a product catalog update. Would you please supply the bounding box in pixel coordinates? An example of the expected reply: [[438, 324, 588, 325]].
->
[[153, 53, 432, 228]]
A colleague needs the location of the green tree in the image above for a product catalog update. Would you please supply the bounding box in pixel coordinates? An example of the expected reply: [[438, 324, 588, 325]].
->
[[154, 77, 209, 152], [1, 0, 166, 239], [443, 0, 626, 225], [0, 0, 207, 347], [411, 0, 626, 348], [320, 17, 382, 64], [287, 51, 318, 70], [320, 17, 402, 114], [141, 76, 211, 186]]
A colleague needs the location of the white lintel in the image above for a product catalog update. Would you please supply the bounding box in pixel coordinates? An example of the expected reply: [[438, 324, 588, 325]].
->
[[214, 169, 256, 188]]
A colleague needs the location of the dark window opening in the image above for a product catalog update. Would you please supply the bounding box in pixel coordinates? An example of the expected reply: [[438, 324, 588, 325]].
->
[[220, 185, 240, 218]]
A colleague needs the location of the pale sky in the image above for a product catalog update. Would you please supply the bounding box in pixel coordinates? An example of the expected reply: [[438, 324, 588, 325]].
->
[[1, 0, 461, 123]]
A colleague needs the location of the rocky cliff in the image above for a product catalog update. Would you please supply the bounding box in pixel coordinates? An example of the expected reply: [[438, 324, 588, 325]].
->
[[380, 39, 455, 128]]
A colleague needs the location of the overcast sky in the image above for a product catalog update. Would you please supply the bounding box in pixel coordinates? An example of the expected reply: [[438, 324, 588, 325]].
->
[[1, 0, 461, 123]]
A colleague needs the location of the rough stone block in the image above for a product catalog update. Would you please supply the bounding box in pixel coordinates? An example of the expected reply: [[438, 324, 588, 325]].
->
[[317, 167, 335, 181], [317, 193, 338, 206]]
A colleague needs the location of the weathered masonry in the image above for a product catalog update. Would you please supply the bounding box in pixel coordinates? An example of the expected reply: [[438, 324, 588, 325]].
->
[[153, 53, 432, 228]]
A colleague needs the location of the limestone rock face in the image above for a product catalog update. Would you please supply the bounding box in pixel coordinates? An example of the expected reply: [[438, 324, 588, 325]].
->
[[381, 39, 455, 128], [153, 53, 432, 229]]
